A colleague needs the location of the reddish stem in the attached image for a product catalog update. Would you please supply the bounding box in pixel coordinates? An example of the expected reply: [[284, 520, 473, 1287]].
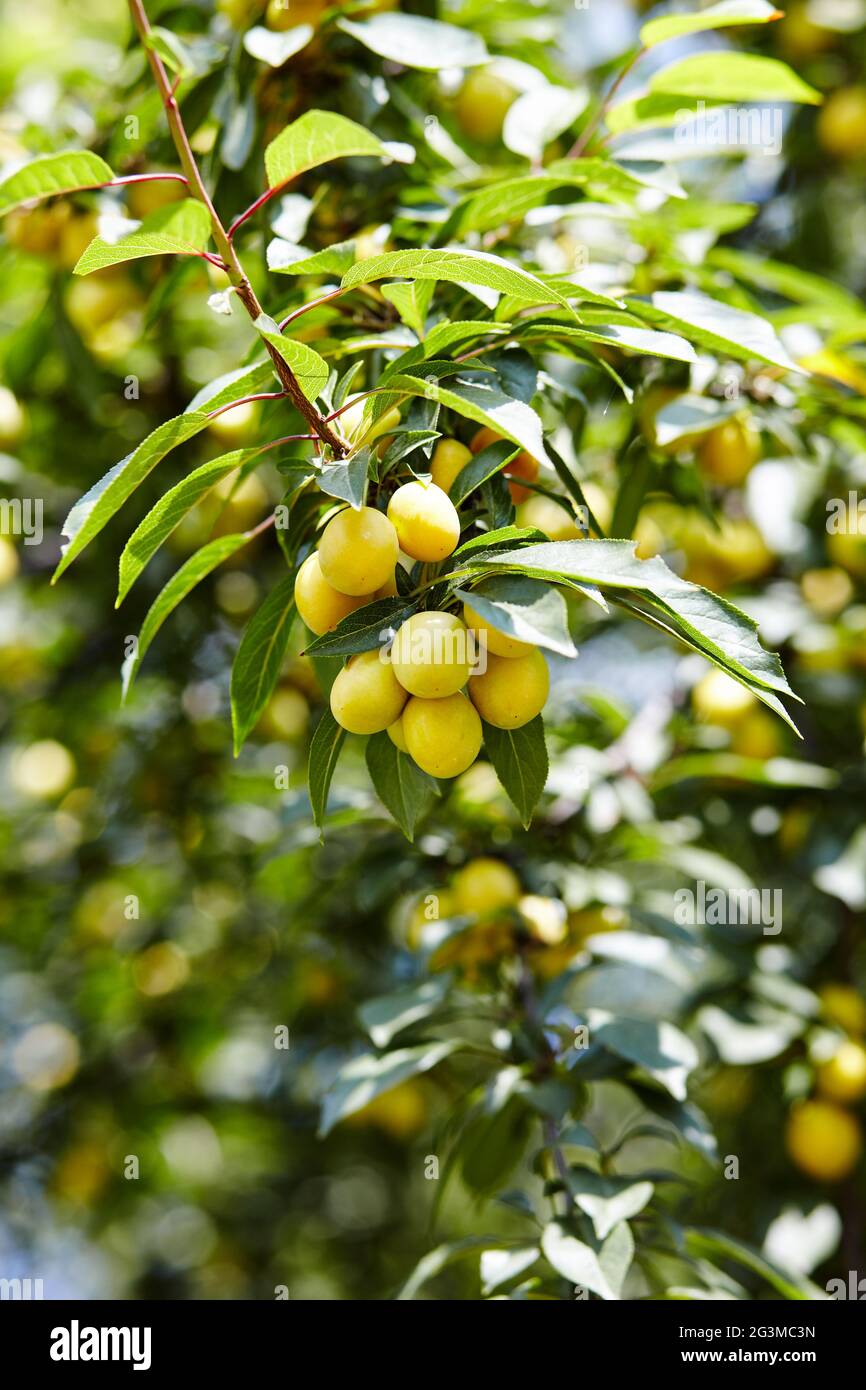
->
[[279, 287, 347, 330], [206, 391, 289, 420], [226, 185, 283, 242]]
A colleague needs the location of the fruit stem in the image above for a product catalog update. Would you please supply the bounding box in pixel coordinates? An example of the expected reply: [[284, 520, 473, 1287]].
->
[[126, 0, 347, 457]]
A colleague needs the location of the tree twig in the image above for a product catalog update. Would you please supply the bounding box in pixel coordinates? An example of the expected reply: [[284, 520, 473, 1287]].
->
[[126, 0, 346, 456]]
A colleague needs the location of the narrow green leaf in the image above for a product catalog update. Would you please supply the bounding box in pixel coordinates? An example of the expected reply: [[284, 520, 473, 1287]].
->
[[74, 199, 212, 275], [482, 717, 549, 828], [373, 371, 552, 467], [54, 412, 211, 582], [449, 440, 519, 505], [308, 707, 346, 830], [254, 313, 329, 403], [365, 732, 439, 840], [466, 538, 798, 722], [231, 576, 297, 754], [117, 448, 255, 605], [342, 247, 574, 312], [303, 597, 415, 656], [641, 0, 783, 48], [359, 978, 450, 1049], [121, 534, 250, 698], [380, 279, 435, 338], [0, 150, 113, 216], [630, 289, 802, 373], [319, 1040, 460, 1137], [243, 23, 314, 66], [542, 1221, 633, 1300]]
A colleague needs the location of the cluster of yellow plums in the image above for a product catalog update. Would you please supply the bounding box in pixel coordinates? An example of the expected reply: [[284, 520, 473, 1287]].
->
[[399, 856, 625, 980], [295, 435, 557, 779], [786, 984, 866, 1183]]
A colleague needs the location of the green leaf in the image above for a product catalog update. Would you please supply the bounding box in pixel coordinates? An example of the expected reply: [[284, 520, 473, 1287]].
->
[[54, 412, 212, 581], [121, 534, 249, 697], [648, 52, 821, 105], [396, 1237, 510, 1301], [342, 248, 574, 312], [707, 247, 865, 315], [303, 597, 415, 656], [184, 362, 277, 414], [264, 109, 408, 189], [317, 448, 370, 510], [243, 23, 314, 66], [457, 575, 576, 657], [336, 12, 487, 71], [465, 538, 798, 723], [542, 1220, 634, 1300], [380, 279, 435, 338], [449, 440, 519, 505], [641, 0, 783, 48], [591, 1014, 698, 1100], [365, 732, 439, 841], [319, 1040, 461, 1136], [521, 322, 696, 364], [568, 1173, 654, 1241], [117, 448, 256, 605], [230, 576, 296, 754], [443, 158, 683, 239], [462, 1099, 533, 1196], [73, 199, 212, 275], [373, 371, 552, 467], [308, 707, 346, 830], [649, 392, 739, 448], [482, 717, 548, 829], [684, 1230, 827, 1302], [359, 978, 450, 1049], [633, 289, 802, 373], [267, 238, 357, 277], [0, 150, 113, 216], [253, 313, 329, 403]]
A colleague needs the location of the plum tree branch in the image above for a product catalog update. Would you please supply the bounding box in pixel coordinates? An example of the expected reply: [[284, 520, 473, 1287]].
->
[[126, 0, 346, 457]]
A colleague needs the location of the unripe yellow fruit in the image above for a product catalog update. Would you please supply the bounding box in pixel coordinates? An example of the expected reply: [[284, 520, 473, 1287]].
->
[[294, 552, 369, 635], [0, 385, 26, 449], [207, 400, 258, 444], [258, 687, 309, 741], [698, 418, 761, 487], [402, 692, 482, 777], [469, 648, 549, 729], [387, 715, 409, 752], [454, 70, 517, 144], [266, 0, 325, 31], [827, 519, 866, 579], [390, 611, 472, 697], [318, 505, 398, 596], [387, 481, 460, 562], [817, 86, 866, 160], [462, 600, 532, 659], [730, 708, 781, 760], [817, 1040, 866, 1103], [0, 536, 19, 585], [11, 740, 76, 798], [453, 857, 521, 916], [431, 438, 472, 495], [330, 649, 407, 734], [127, 178, 185, 220], [692, 669, 755, 728], [819, 984, 866, 1035], [65, 274, 141, 331], [340, 399, 401, 448], [786, 1100, 862, 1182], [518, 894, 568, 945], [516, 495, 581, 542]]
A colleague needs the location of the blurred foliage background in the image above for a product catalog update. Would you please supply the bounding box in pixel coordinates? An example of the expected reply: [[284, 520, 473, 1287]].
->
[[1, 0, 866, 1299]]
